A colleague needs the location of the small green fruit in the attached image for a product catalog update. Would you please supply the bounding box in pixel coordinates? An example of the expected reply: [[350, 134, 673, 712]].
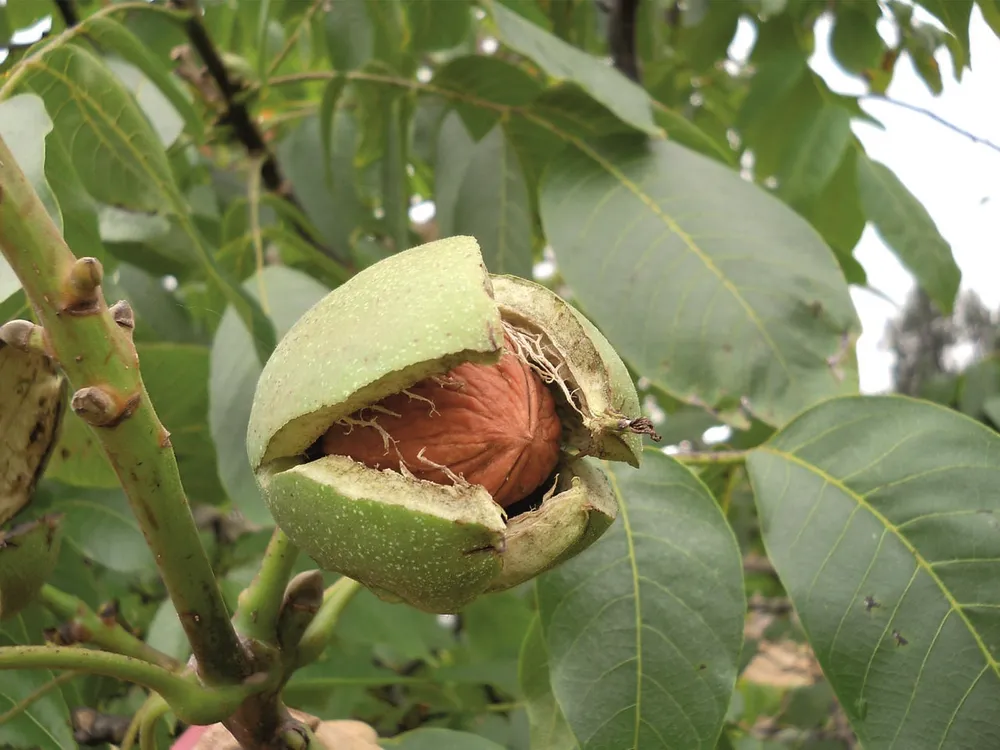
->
[[247, 236, 654, 612]]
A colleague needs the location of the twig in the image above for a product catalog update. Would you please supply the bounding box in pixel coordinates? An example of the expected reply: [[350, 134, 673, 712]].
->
[[608, 0, 642, 83], [54, 0, 80, 27], [0, 671, 79, 726], [0, 647, 253, 725], [171, 0, 341, 261], [0, 132, 250, 686], [862, 94, 1000, 155], [232, 528, 300, 645], [266, 0, 325, 77], [40, 585, 180, 671]]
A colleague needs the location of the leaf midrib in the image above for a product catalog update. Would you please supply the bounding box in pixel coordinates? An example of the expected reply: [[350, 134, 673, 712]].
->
[[758, 445, 1000, 672]]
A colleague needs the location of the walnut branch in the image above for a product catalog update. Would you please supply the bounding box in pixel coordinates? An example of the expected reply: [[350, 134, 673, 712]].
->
[[170, 0, 342, 261], [608, 0, 642, 83]]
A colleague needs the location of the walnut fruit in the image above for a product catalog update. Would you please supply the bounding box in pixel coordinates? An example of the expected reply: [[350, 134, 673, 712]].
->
[[247, 236, 654, 613], [319, 335, 562, 508]]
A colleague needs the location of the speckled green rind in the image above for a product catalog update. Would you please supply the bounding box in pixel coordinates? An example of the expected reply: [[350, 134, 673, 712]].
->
[[0, 515, 62, 620], [491, 275, 643, 466], [260, 455, 507, 613], [488, 458, 617, 592], [248, 236, 504, 469]]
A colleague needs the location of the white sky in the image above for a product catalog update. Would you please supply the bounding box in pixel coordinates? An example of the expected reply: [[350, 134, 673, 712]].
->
[[732, 6, 1000, 394]]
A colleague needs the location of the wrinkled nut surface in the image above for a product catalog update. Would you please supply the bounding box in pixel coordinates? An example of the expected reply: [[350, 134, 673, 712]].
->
[[247, 236, 649, 612], [320, 335, 562, 508]]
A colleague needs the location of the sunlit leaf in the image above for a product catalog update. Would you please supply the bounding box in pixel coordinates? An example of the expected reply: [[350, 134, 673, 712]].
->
[[542, 136, 859, 428], [746, 396, 1000, 748], [855, 152, 960, 314], [536, 452, 745, 750]]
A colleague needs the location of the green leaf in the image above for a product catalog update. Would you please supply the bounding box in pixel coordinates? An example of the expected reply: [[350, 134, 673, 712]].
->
[[279, 113, 367, 263], [80, 16, 203, 141], [17, 43, 275, 361], [980, 0, 1000, 38], [855, 152, 961, 314], [40, 485, 155, 574], [113, 263, 202, 344], [430, 55, 543, 139], [17, 45, 174, 214], [830, 6, 884, 75], [541, 136, 860, 428], [406, 0, 471, 52], [335, 588, 454, 664], [777, 103, 853, 205], [957, 356, 1000, 422], [0, 94, 61, 235], [435, 117, 533, 277], [671, 0, 742, 72], [146, 597, 191, 663], [745, 395, 1000, 748], [44, 128, 105, 267], [45, 410, 120, 490], [381, 92, 411, 253], [519, 616, 578, 750], [103, 57, 185, 149], [535, 452, 745, 750], [324, 0, 374, 70], [984, 395, 1000, 429], [796, 148, 866, 285], [652, 103, 735, 166], [319, 77, 348, 179], [381, 728, 506, 749], [138, 343, 227, 506], [209, 267, 329, 525], [488, 2, 657, 135], [913, 0, 973, 71], [0, 609, 75, 750]]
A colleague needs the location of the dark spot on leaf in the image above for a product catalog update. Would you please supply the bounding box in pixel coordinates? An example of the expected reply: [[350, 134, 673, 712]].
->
[[61, 448, 70, 459]]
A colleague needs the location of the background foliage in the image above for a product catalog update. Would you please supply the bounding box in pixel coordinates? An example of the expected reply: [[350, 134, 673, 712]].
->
[[1, 0, 998, 748]]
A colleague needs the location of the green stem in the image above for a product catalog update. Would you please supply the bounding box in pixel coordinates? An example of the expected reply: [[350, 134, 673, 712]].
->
[[138, 694, 171, 750], [0, 647, 251, 725], [0, 132, 249, 685], [40, 585, 179, 671], [294, 577, 362, 668], [233, 528, 300, 644], [672, 450, 746, 467]]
